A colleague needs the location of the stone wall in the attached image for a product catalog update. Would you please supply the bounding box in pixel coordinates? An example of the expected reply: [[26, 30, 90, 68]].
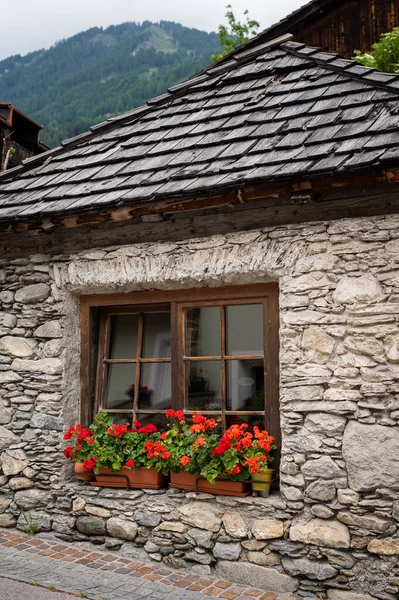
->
[[1, 214, 399, 599]]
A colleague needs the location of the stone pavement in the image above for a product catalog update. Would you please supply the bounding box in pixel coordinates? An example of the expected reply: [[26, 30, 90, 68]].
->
[[0, 578, 77, 600], [0, 530, 298, 600]]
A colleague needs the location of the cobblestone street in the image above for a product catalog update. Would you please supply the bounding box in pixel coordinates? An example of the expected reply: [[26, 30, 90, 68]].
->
[[0, 530, 297, 600]]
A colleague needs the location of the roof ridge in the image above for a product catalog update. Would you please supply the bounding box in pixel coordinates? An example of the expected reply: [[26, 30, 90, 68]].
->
[[283, 40, 399, 95]]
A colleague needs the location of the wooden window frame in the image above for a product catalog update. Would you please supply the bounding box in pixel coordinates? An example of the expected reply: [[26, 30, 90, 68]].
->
[[80, 283, 280, 449]]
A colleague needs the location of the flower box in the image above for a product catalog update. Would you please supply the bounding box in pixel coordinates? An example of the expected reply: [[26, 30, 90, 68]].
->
[[252, 468, 274, 496], [91, 466, 168, 489], [170, 470, 250, 497], [74, 462, 95, 481]]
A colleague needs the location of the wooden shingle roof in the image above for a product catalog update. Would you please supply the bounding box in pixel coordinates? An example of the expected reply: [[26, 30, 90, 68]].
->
[[2, 34, 399, 224]]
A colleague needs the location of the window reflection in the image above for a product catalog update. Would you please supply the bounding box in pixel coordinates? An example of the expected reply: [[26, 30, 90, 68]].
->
[[185, 307, 221, 356], [140, 363, 171, 409], [108, 315, 139, 359], [106, 413, 133, 427], [226, 359, 264, 411], [226, 304, 263, 356], [104, 363, 136, 410], [143, 313, 171, 358], [186, 361, 222, 410], [226, 414, 266, 431]]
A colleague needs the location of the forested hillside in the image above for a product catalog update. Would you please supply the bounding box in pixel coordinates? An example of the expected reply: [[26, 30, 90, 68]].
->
[[0, 21, 220, 147]]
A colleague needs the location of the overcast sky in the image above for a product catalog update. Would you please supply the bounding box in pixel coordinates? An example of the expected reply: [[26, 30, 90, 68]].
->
[[0, 0, 304, 61]]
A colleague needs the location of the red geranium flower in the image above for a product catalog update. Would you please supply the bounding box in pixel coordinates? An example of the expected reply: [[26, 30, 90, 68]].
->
[[138, 424, 158, 434], [211, 436, 231, 457], [63, 446, 74, 459]]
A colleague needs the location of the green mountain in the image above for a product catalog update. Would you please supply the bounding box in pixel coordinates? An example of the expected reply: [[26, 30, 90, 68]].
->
[[0, 21, 220, 147]]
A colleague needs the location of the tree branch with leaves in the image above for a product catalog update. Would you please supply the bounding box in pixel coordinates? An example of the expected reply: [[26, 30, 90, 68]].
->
[[212, 4, 260, 62], [353, 28, 399, 73]]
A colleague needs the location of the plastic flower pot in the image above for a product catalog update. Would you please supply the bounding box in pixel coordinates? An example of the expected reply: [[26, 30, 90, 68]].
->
[[74, 462, 95, 481], [170, 470, 250, 497], [251, 468, 274, 496], [92, 467, 168, 490]]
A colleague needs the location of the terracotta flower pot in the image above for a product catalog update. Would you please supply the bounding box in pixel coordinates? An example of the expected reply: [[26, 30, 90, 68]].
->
[[170, 470, 250, 497], [91, 466, 168, 490], [252, 468, 274, 496], [74, 462, 95, 481]]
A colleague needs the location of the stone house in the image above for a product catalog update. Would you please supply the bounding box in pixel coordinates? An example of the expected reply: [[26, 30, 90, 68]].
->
[[0, 32, 399, 600]]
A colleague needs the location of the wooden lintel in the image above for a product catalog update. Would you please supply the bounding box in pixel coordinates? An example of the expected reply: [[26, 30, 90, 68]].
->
[[2, 168, 399, 236], [3, 185, 399, 258], [311, 170, 380, 194]]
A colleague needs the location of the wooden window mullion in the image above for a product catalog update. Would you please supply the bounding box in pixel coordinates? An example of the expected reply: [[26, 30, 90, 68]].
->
[[133, 313, 144, 423], [179, 303, 187, 412], [220, 305, 226, 430], [171, 302, 180, 411], [96, 313, 109, 415]]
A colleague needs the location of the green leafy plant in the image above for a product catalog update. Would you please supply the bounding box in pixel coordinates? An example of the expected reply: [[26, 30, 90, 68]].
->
[[63, 411, 275, 484], [200, 422, 275, 484], [212, 4, 260, 61], [162, 410, 220, 475], [63, 412, 168, 474], [22, 512, 37, 535], [353, 28, 399, 73], [164, 412, 275, 484]]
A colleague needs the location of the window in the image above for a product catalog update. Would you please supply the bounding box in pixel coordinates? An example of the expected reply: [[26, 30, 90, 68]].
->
[[81, 284, 279, 441]]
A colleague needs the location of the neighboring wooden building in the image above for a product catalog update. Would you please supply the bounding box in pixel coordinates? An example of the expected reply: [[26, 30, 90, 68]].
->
[[2, 33, 399, 598], [0, 102, 48, 171], [259, 0, 399, 58]]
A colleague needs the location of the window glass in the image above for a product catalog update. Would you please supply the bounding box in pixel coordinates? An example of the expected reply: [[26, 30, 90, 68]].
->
[[186, 360, 222, 411], [108, 314, 139, 359], [226, 414, 266, 431], [226, 304, 263, 356], [226, 359, 264, 412], [104, 363, 136, 410], [139, 363, 172, 409], [143, 313, 171, 358], [106, 413, 133, 426], [185, 307, 221, 356]]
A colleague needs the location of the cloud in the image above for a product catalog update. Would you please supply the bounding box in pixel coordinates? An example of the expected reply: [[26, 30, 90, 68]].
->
[[0, 0, 303, 60]]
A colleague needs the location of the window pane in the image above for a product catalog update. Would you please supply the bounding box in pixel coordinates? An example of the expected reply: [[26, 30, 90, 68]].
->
[[103, 413, 133, 427], [104, 363, 136, 410], [226, 304, 263, 356], [185, 307, 221, 357], [226, 414, 266, 431], [140, 363, 171, 409], [108, 315, 139, 359], [143, 313, 171, 358], [135, 413, 168, 431], [226, 359, 264, 411], [186, 361, 222, 410]]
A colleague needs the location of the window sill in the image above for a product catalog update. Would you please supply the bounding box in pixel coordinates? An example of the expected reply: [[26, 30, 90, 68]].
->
[[69, 480, 285, 508]]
